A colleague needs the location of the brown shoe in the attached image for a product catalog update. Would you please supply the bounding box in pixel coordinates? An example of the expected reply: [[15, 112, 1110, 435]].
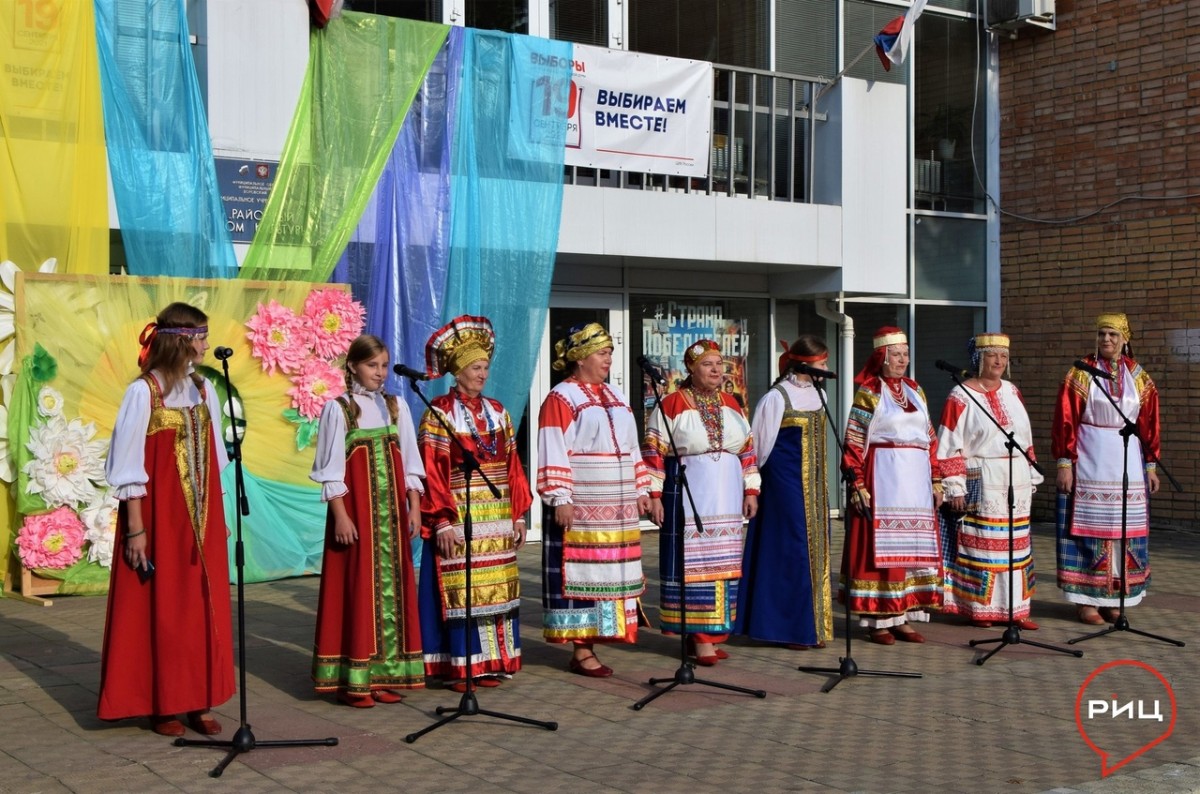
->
[[150, 716, 185, 737], [868, 629, 895, 645], [185, 711, 222, 735], [891, 626, 926, 643], [1076, 606, 1105, 625], [1099, 607, 1121, 624]]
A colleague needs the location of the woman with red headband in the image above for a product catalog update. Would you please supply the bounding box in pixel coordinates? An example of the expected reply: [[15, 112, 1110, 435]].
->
[[841, 327, 943, 645], [735, 335, 834, 649], [644, 339, 759, 665], [98, 302, 234, 737]]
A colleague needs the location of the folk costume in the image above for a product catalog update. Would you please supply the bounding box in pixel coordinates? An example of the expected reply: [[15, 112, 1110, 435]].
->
[[735, 346, 833, 647], [418, 316, 530, 682], [643, 340, 760, 642], [537, 324, 650, 645], [936, 334, 1043, 623], [1053, 313, 1160, 608], [99, 350, 234, 721], [310, 384, 426, 697], [840, 328, 943, 628]]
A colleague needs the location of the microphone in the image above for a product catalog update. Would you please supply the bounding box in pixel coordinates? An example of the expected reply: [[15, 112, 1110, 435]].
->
[[393, 364, 431, 381], [213, 347, 234, 361], [935, 359, 972, 380], [635, 354, 666, 385], [1073, 359, 1115, 381], [791, 361, 837, 380]]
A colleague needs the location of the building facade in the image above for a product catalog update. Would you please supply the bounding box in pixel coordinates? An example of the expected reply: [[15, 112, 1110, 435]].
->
[[180, 0, 999, 532], [999, 0, 1196, 528]]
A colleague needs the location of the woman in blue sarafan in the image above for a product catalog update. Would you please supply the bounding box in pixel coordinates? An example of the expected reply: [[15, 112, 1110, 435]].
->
[[734, 335, 834, 650]]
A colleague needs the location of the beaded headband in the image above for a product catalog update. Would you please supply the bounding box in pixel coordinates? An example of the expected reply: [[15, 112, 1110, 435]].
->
[[684, 339, 722, 370]]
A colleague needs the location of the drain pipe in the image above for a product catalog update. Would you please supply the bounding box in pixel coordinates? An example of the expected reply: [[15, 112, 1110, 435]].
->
[[815, 297, 853, 432], [815, 298, 852, 515]]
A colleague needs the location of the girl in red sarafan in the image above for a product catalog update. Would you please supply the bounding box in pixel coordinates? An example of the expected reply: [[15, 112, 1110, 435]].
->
[[99, 302, 234, 737], [310, 334, 426, 707]]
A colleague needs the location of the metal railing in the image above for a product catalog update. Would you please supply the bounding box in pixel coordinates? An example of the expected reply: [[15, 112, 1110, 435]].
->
[[564, 64, 828, 203]]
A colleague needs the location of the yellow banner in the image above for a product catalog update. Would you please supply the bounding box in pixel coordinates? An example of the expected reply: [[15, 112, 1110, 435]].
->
[[0, 0, 109, 275]]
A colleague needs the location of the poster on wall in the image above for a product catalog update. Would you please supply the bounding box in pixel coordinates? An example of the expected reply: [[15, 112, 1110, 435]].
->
[[641, 302, 751, 421], [565, 44, 712, 177]]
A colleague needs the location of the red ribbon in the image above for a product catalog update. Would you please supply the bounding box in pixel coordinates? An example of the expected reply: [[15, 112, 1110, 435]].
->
[[137, 322, 158, 368]]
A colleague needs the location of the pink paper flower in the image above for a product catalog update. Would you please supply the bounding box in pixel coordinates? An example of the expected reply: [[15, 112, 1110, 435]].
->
[[287, 357, 346, 420], [303, 289, 365, 360], [16, 506, 86, 570], [246, 301, 311, 375]]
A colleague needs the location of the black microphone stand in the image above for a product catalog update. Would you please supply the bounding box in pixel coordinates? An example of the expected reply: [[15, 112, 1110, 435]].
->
[[402, 373, 558, 742], [1066, 363, 1184, 647], [797, 372, 922, 692], [933, 370, 1082, 664], [175, 351, 338, 777], [633, 371, 766, 710]]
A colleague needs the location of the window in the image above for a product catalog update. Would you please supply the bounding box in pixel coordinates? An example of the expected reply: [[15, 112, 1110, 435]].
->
[[550, 0, 607, 46], [629, 0, 768, 69]]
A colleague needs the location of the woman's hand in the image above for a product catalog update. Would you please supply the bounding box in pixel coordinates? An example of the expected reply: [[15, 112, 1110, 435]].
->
[[849, 486, 871, 515], [637, 494, 652, 516], [334, 513, 358, 545], [124, 531, 149, 571], [948, 494, 966, 513], [933, 490, 944, 510], [743, 494, 758, 520], [1056, 467, 1073, 494], [436, 528, 462, 558], [514, 519, 527, 551], [407, 490, 422, 539], [1147, 469, 1161, 494], [555, 503, 574, 531], [648, 497, 664, 527]]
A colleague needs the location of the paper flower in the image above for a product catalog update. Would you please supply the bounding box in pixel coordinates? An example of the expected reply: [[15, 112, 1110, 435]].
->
[[36, 386, 64, 418], [246, 300, 312, 375], [81, 491, 119, 568], [303, 289, 365, 360], [24, 417, 108, 508], [16, 506, 86, 570], [287, 358, 345, 420], [0, 258, 57, 377]]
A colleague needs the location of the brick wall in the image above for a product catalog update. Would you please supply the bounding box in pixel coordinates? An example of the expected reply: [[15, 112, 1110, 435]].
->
[[999, 0, 1200, 528]]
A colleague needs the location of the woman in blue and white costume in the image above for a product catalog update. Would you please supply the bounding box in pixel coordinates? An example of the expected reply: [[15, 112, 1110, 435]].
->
[[735, 335, 834, 650]]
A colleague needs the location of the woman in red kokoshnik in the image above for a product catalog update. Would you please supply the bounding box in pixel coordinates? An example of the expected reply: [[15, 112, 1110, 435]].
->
[[99, 302, 234, 737], [418, 315, 531, 691]]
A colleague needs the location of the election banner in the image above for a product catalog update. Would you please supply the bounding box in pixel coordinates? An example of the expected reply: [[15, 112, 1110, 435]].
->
[[641, 302, 751, 423], [566, 45, 712, 177]]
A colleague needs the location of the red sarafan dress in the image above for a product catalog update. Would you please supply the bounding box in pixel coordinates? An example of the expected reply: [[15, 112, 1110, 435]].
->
[[98, 373, 234, 720]]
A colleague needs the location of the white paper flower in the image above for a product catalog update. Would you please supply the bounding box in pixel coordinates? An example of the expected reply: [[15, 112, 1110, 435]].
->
[[24, 416, 108, 508], [36, 386, 64, 418], [0, 258, 57, 377], [0, 403, 11, 484], [81, 491, 119, 568]]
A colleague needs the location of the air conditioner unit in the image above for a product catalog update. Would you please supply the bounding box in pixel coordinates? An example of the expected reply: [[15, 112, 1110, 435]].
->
[[987, 0, 1055, 31]]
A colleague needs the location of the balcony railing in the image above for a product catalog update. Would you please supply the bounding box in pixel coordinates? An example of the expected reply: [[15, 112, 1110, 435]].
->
[[564, 64, 828, 203]]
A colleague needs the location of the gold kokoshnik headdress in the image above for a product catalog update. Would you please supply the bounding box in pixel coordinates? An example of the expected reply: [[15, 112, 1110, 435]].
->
[[552, 323, 613, 371], [1095, 313, 1131, 340], [424, 314, 496, 377]]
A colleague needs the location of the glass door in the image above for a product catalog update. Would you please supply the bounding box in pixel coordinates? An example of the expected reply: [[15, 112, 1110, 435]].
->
[[525, 292, 625, 541]]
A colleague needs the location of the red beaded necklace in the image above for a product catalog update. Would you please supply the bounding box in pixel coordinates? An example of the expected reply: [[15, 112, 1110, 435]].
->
[[689, 387, 725, 459], [571, 377, 623, 453]]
